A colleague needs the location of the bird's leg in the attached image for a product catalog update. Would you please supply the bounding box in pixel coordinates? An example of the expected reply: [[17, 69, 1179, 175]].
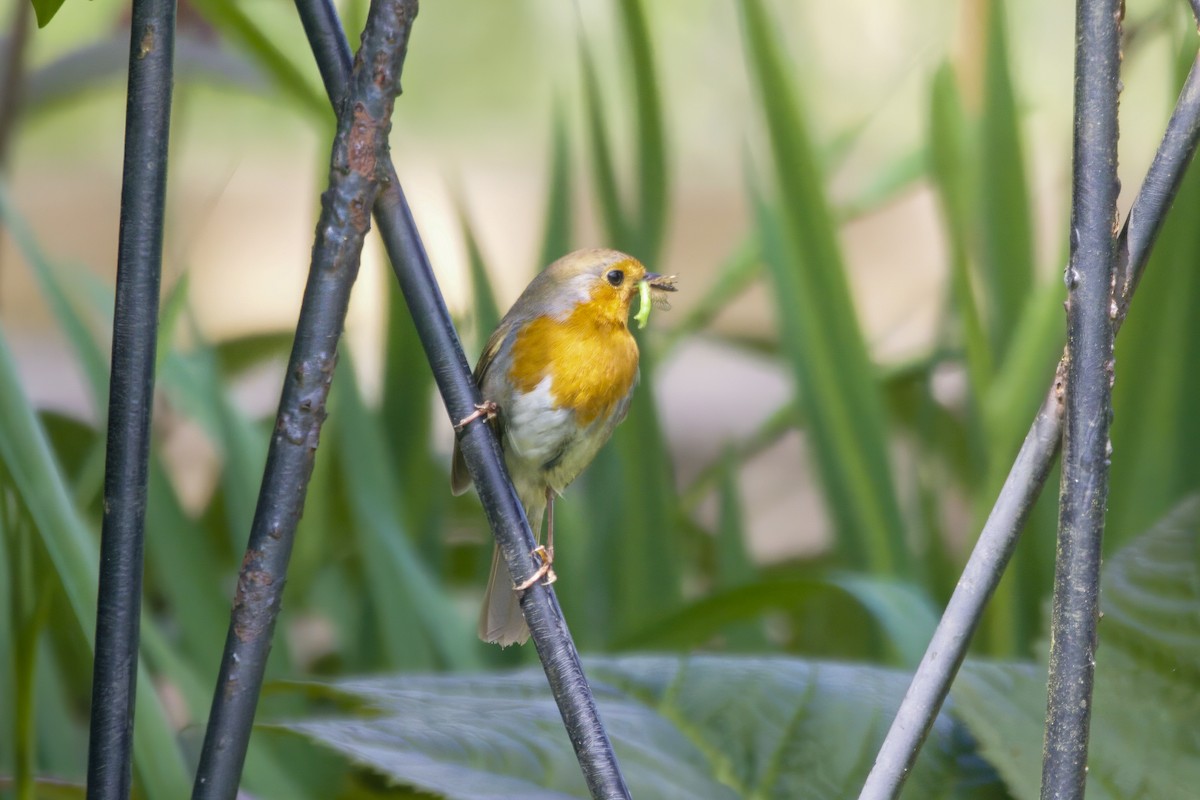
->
[[514, 490, 558, 591], [513, 546, 555, 591], [455, 400, 499, 431], [544, 486, 555, 565]]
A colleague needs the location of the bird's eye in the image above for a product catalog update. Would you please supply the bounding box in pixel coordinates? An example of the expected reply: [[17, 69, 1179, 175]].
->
[[606, 269, 624, 287]]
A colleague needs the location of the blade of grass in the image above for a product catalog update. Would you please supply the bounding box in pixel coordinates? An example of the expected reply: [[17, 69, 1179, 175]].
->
[[0, 332, 189, 797], [713, 451, 764, 650], [537, 97, 574, 269], [580, 42, 632, 248], [741, 0, 909, 577], [750, 181, 907, 576], [157, 343, 269, 553], [659, 235, 761, 354], [979, 278, 1064, 656], [929, 63, 992, 403], [0, 188, 108, 416], [331, 352, 481, 671], [189, 0, 329, 124], [142, 456, 231, 664], [453, 193, 502, 351], [978, 0, 1036, 362], [615, 574, 936, 665], [379, 271, 442, 561], [617, 0, 667, 260], [4, 499, 51, 800], [1107, 45, 1200, 547]]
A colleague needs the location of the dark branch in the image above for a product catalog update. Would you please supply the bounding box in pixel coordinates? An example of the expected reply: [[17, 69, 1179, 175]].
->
[[85, 1, 176, 797], [1040, 0, 1122, 793], [860, 26, 1200, 800], [293, 0, 632, 796], [191, 1, 417, 797]]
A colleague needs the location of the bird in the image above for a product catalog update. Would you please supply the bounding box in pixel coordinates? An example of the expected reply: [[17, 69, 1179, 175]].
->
[[451, 248, 676, 646]]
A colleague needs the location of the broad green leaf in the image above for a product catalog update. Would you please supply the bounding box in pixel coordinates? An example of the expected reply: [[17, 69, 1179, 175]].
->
[[954, 497, 1200, 799], [740, 0, 909, 578], [0, 332, 190, 797], [282, 656, 1001, 799]]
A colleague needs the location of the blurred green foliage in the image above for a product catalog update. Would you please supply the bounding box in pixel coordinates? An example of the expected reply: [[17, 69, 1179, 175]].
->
[[3, 0, 1200, 797]]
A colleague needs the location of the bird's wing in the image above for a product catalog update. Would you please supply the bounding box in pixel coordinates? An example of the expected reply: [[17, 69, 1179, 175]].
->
[[450, 318, 516, 495]]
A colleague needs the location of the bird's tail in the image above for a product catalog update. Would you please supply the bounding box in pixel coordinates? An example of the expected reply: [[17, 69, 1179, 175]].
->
[[478, 502, 545, 646]]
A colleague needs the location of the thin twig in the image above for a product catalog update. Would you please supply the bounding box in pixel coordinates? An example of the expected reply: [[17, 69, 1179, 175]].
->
[[190, 2, 417, 797], [859, 42, 1200, 800], [1040, 0, 1122, 794], [84, 1, 176, 798], [294, 1, 632, 796]]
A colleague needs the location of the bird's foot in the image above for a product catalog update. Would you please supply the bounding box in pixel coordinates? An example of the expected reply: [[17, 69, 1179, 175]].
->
[[455, 400, 499, 431], [514, 545, 557, 591]]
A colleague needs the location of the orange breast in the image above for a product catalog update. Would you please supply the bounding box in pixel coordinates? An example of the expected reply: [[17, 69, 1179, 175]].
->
[[508, 300, 640, 427]]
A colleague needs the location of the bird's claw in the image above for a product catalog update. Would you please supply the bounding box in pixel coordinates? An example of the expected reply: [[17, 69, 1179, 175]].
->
[[514, 545, 557, 591], [456, 400, 499, 431]]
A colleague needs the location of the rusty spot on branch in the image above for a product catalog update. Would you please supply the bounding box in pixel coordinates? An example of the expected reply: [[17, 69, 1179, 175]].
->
[[233, 549, 278, 643], [347, 103, 379, 179]]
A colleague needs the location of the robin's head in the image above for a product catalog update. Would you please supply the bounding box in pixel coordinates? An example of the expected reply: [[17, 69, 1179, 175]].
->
[[528, 248, 676, 327]]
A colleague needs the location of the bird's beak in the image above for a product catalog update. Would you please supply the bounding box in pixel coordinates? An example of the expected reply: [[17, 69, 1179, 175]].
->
[[643, 272, 678, 292]]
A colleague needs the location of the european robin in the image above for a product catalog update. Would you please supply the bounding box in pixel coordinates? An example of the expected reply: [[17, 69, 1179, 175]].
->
[[451, 248, 676, 646]]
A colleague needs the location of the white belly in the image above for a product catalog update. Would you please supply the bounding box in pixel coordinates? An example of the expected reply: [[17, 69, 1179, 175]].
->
[[504, 375, 575, 468]]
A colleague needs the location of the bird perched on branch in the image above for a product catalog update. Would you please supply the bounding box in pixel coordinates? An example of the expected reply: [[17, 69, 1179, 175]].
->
[[451, 248, 676, 646]]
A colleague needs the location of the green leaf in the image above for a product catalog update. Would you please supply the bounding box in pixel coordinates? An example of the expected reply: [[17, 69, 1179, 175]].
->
[[615, 574, 936, 668], [954, 497, 1200, 799], [714, 452, 756, 589], [538, 98, 574, 269], [617, 0, 667, 260], [928, 63, 992, 406], [0, 331, 191, 797], [31, 0, 66, 28], [189, 0, 329, 124], [660, 235, 761, 353], [157, 343, 268, 551], [282, 655, 1000, 799], [740, 0, 909, 578], [331, 352, 481, 671], [0, 187, 108, 416], [579, 43, 632, 249], [751, 181, 907, 577], [454, 196, 502, 352], [1108, 49, 1200, 547], [977, 0, 1036, 361]]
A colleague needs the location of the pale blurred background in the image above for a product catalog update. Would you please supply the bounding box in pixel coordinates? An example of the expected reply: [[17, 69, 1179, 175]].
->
[[0, 0, 1184, 559]]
